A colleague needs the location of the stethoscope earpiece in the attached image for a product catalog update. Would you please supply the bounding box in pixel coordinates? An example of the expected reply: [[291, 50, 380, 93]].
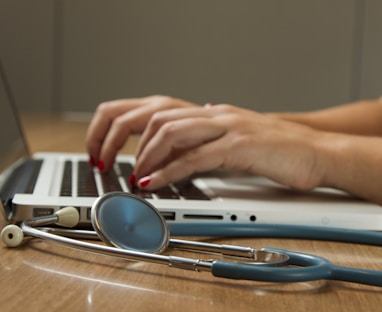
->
[[1, 224, 24, 247], [54, 206, 80, 228], [1, 205, 79, 248]]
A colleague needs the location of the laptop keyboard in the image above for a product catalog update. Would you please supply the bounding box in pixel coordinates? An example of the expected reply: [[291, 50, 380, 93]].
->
[[1, 159, 43, 203], [60, 160, 210, 200]]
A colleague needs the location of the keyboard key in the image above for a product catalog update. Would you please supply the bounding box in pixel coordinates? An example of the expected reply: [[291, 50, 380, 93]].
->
[[60, 161, 72, 196], [119, 163, 134, 180], [78, 161, 98, 197], [174, 180, 210, 200], [101, 171, 123, 193], [131, 187, 154, 199], [155, 186, 180, 199], [60, 159, 210, 200], [3, 159, 43, 199]]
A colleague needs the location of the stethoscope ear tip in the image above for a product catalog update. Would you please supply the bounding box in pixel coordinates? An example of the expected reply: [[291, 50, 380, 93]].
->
[[1, 224, 24, 247], [54, 206, 80, 228]]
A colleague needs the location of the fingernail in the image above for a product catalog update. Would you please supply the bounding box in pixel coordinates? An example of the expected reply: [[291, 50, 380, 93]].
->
[[89, 155, 96, 166], [204, 102, 214, 107], [97, 160, 105, 172], [129, 173, 136, 185], [138, 176, 151, 188]]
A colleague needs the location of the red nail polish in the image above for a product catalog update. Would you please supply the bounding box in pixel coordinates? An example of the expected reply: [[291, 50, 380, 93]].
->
[[138, 176, 151, 188], [98, 160, 105, 172], [129, 173, 136, 185], [89, 156, 96, 166]]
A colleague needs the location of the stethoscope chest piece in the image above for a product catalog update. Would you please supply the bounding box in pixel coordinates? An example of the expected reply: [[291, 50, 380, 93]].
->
[[91, 192, 170, 254]]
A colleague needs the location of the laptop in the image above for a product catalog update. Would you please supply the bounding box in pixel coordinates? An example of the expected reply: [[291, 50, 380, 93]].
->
[[1, 59, 382, 232]]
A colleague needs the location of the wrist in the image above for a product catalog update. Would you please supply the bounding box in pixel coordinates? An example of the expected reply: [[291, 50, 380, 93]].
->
[[313, 132, 374, 201]]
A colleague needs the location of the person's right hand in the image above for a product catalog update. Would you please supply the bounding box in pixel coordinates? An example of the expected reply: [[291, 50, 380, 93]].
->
[[85, 95, 197, 172], [133, 103, 325, 192]]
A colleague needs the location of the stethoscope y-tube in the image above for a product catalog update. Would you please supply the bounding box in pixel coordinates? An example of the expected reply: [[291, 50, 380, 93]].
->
[[2, 192, 382, 286]]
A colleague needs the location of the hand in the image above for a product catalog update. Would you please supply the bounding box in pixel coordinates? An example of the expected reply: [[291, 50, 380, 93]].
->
[[85, 95, 196, 172], [133, 104, 325, 191]]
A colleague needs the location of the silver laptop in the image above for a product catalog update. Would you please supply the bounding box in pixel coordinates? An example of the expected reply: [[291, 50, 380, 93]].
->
[[1, 59, 382, 231]]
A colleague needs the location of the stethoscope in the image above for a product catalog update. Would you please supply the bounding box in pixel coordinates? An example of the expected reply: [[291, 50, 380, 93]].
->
[[2, 191, 382, 286]]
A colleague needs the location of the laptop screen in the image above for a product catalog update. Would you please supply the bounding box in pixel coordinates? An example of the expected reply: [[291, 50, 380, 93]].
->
[[0, 59, 29, 175]]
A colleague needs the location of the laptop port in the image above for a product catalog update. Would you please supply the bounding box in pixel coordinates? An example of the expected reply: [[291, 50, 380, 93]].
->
[[161, 211, 176, 221], [249, 215, 256, 222], [33, 208, 54, 217], [183, 214, 223, 220], [86, 207, 91, 220]]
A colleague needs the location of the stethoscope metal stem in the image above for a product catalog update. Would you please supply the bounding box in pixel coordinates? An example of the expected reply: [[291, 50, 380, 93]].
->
[[26, 215, 59, 227], [22, 223, 214, 272], [169, 239, 256, 258], [41, 227, 288, 264], [169, 239, 284, 263]]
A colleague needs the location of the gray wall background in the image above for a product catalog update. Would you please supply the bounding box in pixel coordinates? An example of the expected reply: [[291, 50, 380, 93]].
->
[[0, 0, 381, 114]]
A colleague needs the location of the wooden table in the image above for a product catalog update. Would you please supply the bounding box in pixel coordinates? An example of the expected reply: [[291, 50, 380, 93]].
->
[[1, 114, 382, 312]]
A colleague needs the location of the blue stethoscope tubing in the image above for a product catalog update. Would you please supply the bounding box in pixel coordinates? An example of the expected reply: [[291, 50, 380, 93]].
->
[[169, 223, 382, 246], [212, 247, 382, 286], [169, 223, 382, 286]]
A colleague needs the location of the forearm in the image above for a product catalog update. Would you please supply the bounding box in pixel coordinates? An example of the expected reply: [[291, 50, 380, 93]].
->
[[316, 132, 382, 205], [268, 98, 382, 136]]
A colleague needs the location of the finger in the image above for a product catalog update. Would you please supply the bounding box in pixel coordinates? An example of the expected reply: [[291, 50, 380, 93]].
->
[[85, 99, 142, 164], [135, 106, 214, 158], [137, 138, 228, 190], [134, 117, 225, 179], [86, 95, 197, 169], [97, 103, 173, 171]]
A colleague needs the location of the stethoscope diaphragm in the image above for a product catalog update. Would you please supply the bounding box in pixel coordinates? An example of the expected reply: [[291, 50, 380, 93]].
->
[[91, 192, 170, 254]]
